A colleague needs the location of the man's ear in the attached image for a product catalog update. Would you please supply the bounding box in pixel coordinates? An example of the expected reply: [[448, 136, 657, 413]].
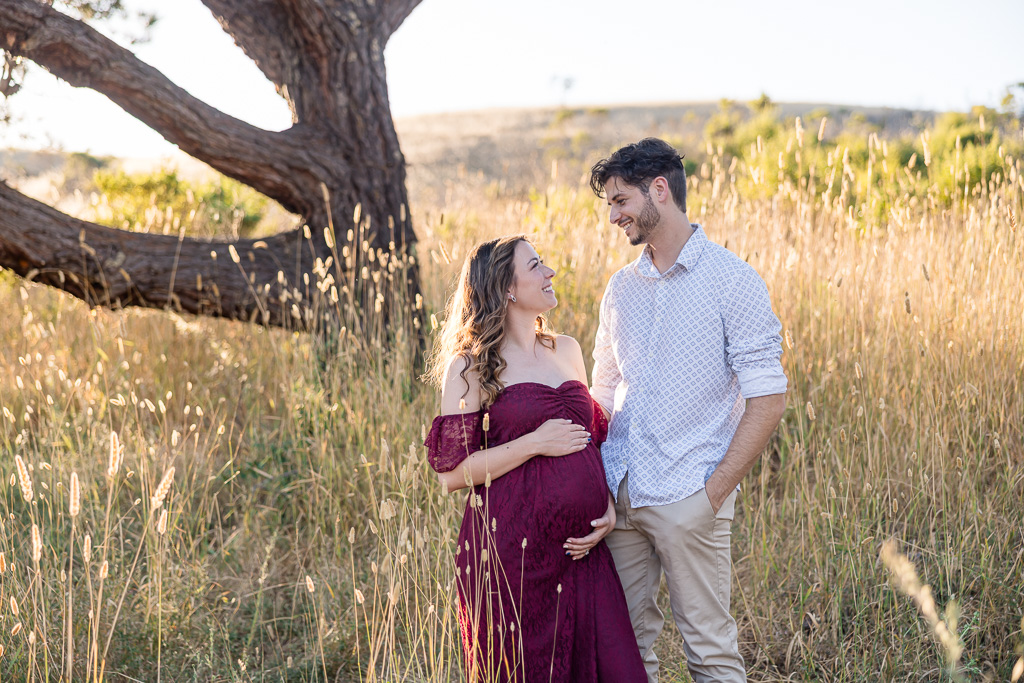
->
[[650, 176, 671, 205]]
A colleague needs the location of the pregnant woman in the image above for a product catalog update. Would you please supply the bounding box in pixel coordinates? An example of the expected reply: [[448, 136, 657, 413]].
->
[[424, 236, 644, 682]]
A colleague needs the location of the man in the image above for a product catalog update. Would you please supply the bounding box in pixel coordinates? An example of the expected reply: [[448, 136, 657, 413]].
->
[[588, 138, 787, 682]]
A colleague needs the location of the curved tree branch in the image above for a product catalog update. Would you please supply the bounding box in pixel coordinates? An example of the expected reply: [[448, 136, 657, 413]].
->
[[0, 0, 317, 214], [0, 0, 421, 333], [0, 179, 319, 327]]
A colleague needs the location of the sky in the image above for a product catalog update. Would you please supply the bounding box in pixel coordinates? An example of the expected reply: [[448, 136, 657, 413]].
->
[[2, 0, 1023, 158]]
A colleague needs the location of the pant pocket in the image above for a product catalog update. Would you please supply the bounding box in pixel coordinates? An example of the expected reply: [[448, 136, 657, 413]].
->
[[714, 489, 737, 521], [701, 487, 737, 521]]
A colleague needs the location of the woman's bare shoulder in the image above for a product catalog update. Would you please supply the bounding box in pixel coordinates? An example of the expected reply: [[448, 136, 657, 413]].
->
[[554, 335, 588, 383], [555, 334, 582, 353], [440, 355, 482, 414]]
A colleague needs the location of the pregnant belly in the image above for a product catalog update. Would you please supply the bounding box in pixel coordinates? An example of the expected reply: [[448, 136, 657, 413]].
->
[[478, 448, 609, 545]]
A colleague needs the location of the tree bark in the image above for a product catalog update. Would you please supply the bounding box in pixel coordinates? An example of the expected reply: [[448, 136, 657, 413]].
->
[[0, 0, 422, 332], [2, 180, 322, 328]]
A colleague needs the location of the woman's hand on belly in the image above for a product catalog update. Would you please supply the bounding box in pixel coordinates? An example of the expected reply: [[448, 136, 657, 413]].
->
[[562, 492, 615, 560]]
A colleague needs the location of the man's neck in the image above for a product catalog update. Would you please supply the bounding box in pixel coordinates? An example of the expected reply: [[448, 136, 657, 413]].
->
[[647, 216, 695, 274]]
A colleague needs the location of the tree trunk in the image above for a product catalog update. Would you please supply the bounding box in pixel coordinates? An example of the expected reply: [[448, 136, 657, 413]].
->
[[0, 0, 423, 333]]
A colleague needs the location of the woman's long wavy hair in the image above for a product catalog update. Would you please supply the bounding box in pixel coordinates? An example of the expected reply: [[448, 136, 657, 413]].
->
[[426, 236, 556, 410]]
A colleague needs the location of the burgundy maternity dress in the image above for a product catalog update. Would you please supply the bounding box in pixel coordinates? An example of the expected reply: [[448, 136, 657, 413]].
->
[[425, 379, 645, 682]]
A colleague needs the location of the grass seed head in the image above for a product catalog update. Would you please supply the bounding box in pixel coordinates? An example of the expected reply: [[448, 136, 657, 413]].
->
[[151, 466, 175, 510], [107, 432, 123, 478], [69, 471, 80, 517], [305, 575, 315, 593], [10, 596, 18, 617], [14, 455, 33, 502], [31, 524, 41, 563]]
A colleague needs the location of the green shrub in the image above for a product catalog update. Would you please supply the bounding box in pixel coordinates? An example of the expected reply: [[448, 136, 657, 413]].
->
[[92, 167, 269, 238]]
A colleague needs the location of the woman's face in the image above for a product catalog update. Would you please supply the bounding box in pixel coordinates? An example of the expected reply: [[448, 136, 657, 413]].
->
[[509, 241, 557, 312]]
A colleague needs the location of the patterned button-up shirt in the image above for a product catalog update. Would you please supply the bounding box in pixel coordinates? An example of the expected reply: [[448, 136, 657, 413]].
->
[[591, 224, 787, 507]]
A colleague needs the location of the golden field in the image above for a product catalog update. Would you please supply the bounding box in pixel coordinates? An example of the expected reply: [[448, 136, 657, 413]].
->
[[0, 105, 1022, 681]]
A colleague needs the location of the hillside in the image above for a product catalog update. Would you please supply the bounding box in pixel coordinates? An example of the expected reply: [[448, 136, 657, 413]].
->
[[2, 100, 937, 214], [394, 101, 936, 204]]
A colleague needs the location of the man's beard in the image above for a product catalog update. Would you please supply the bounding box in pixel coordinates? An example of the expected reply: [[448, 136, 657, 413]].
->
[[629, 194, 661, 246]]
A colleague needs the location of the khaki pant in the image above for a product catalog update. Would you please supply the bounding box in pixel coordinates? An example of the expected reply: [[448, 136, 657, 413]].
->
[[605, 475, 745, 683]]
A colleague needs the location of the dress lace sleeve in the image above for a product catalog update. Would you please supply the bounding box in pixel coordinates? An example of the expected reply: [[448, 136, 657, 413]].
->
[[424, 412, 485, 473], [590, 398, 609, 448]]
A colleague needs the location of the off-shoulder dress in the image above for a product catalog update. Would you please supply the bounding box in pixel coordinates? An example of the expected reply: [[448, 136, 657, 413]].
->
[[425, 379, 645, 682]]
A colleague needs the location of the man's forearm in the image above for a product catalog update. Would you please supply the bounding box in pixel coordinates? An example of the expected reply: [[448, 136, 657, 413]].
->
[[705, 393, 786, 511]]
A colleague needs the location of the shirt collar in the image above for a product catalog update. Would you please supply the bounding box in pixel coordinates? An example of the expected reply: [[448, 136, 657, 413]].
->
[[633, 223, 708, 278]]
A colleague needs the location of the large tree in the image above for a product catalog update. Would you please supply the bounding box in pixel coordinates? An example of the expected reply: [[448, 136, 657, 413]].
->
[[0, 0, 422, 330]]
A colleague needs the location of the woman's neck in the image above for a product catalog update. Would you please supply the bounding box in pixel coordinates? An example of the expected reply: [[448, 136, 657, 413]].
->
[[501, 311, 540, 354]]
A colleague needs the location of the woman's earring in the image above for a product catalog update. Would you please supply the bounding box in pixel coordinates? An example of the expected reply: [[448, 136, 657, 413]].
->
[[509, 294, 517, 303]]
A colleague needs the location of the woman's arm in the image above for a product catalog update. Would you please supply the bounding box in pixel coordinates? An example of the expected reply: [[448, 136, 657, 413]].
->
[[438, 418, 588, 492], [436, 355, 589, 492]]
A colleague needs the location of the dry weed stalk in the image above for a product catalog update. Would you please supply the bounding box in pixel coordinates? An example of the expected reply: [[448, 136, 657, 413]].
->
[[881, 540, 964, 671]]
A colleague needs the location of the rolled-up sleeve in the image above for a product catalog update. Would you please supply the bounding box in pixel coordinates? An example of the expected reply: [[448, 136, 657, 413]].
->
[[590, 281, 621, 415], [721, 265, 787, 398]]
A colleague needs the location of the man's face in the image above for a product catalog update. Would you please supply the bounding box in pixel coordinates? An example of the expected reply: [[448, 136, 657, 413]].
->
[[606, 177, 661, 246]]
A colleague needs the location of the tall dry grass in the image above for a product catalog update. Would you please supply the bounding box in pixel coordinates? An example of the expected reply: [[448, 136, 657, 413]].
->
[[0, 118, 1022, 681]]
